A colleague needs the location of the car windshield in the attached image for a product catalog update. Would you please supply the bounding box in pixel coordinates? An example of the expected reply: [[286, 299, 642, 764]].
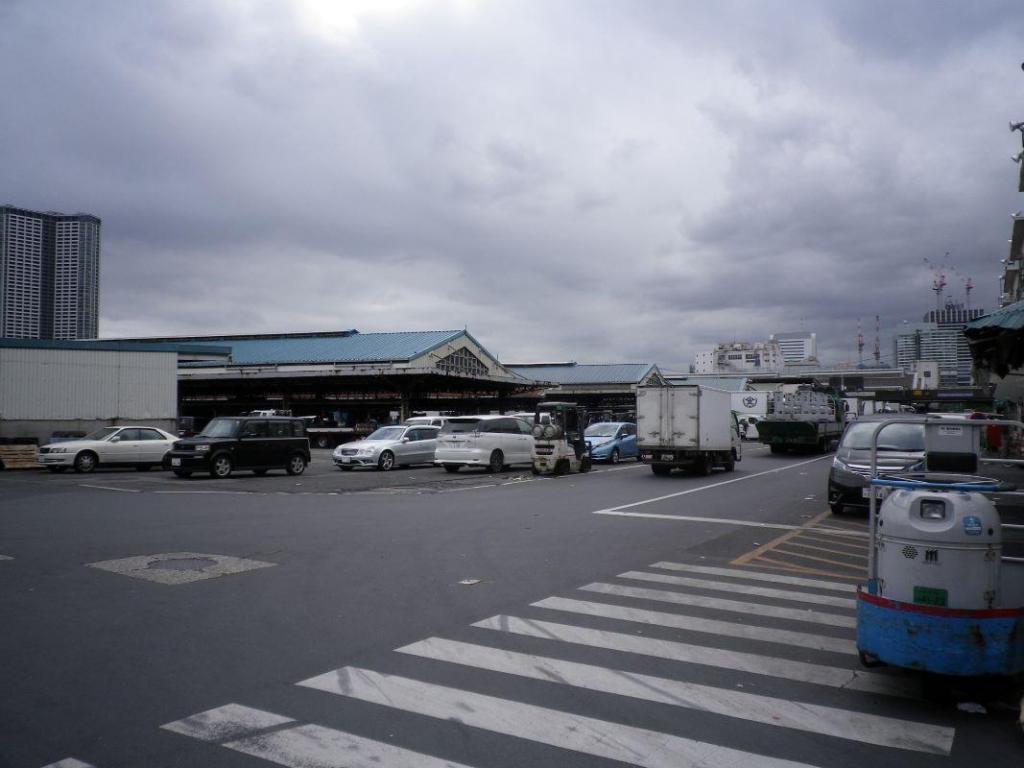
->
[[585, 425, 618, 438], [83, 427, 121, 441], [199, 418, 242, 438], [440, 419, 481, 434], [366, 427, 405, 441], [842, 423, 925, 451]]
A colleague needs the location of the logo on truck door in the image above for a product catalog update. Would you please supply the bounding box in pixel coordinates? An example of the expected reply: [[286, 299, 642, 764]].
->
[[742, 396, 758, 408]]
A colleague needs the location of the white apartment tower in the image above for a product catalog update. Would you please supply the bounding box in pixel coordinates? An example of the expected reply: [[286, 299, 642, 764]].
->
[[0, 206, 100, 339], [770, 331, 817, 363]]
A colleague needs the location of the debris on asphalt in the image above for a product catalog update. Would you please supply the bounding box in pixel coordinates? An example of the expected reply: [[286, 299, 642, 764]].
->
[[457, 578, 482, 586]]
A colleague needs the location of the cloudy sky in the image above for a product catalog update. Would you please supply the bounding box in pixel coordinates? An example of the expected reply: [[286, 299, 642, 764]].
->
[[2, 0, 1022, 370]]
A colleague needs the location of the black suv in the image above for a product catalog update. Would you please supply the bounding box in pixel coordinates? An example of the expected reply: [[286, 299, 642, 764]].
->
[[165, 416, 311, 479]]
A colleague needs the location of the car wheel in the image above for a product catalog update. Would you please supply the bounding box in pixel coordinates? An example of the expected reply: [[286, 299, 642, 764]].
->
[[286, 454, 307, 476], [173, 469, 192, 478], [443, 464, 461, 473], [610, 448, 620, 465], [74, 451, 97, 474], [378, 451, 395, 471], [316, 436, 330, 449], [210, 454, 233, 479], [488, 450, 504, 473], [829, 499, 846, 515]]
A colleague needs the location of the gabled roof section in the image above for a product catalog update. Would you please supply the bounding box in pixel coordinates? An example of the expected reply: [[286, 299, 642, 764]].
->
[[507, 362, 658, 386], [118, 330, 468, 365]]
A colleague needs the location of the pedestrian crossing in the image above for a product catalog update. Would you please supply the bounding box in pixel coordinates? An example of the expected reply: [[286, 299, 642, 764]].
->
[[162, 561, 955, 767]]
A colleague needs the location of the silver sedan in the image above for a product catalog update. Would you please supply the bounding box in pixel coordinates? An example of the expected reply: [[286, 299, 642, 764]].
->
[[332, 425, 440, 471]]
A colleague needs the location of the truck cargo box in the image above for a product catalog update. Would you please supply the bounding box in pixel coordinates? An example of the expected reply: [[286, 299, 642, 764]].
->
[[637, 385, 734, 452]]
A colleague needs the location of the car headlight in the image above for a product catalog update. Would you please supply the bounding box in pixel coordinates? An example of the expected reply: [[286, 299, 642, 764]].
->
[[359, 447, 375, 455], [831, 456, 847, 470], [194, 444, 210, 453]]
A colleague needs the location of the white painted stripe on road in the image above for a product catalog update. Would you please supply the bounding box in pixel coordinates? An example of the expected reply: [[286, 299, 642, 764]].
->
[[649, 563, 856, 593], [618, 571, 857, 609], [161, 703, 294, 742], [579, 583, 857, 628], [396, 638, 951, 753], [595, 510, 807, 529], [78, 484, 141, 493], [0, 554, 12, 561], [299, 667, 826, 768], [225, 723, 475, 768], [592, 455, 833, 515], [531, 597, 858, 653], [40, 760, 96, 768], [472, 615, 914, 697]]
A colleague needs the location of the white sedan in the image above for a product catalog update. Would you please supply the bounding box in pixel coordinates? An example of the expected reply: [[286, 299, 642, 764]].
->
[[37, 426, 178, 474]]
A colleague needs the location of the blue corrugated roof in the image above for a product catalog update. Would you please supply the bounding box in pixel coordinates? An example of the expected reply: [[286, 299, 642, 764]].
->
[[965, 299, 1024, 331], [507, 363, 656, 385], [148, 330, 467, 365]]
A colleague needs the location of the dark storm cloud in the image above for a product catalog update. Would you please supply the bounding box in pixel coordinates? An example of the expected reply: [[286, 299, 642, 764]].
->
[[2, 0, 1022, 369]]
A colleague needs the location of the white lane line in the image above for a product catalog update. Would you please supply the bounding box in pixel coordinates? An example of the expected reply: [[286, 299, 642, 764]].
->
[[0, 554, 12, 561], [472, 615, 915, 698], [40, 760, 96, 768], [77, 484, 141, 493], [596, 511, 809, 529], [441, 484, 498, 493], [592, 455, 833, 515], [649, 563, 856, 593], [162, 703, 294, 742], [225, 723, 475, 768], [532, 597, 857, 654], [299, 667, 826, 768], [580, 583, 857, 629], [397, 638, 951, 754], [153, 490, 257, 495], [617, 571, 857, 610]]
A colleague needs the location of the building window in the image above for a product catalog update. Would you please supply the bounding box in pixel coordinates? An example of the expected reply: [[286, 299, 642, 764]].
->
[[435, 347, 488, 377]]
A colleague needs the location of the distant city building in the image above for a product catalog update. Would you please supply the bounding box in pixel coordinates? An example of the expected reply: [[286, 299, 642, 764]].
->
[[770, 331, 817, 363], [0, 205, 100, 339], [893, 303, 982, 387], [693, 341, 784, 374]]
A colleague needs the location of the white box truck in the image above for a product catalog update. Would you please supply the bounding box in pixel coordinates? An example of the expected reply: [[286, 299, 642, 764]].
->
[[637, 384, 742, 476]]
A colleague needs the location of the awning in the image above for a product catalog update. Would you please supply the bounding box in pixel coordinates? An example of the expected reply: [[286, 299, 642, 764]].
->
[[964, 299, 1024, 376]]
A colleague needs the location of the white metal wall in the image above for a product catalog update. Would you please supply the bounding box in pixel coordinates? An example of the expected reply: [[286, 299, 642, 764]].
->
[[0, 348, 177, 420]]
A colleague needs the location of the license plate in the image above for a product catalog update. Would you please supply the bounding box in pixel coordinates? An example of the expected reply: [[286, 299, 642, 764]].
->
[[342, 457, 351, 463], [862, 486, 890, 500], [171, 458, 181, 467], [660, 453, 674, 461]]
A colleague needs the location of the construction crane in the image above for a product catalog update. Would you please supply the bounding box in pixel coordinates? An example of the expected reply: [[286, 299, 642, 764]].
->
[[947, 265, 975, 312], [922, 254, 948, 316], [857, 318, 864, 368], [873, 315, 881, 366]]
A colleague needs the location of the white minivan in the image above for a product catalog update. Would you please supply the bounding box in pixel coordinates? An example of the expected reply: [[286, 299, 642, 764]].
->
[[434, 415, 534, 472]]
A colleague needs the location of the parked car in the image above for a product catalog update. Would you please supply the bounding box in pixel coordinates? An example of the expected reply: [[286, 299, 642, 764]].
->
[[584, 421, 637, 463], [164, 416, 310, 479], [828, 417, 925, 514], [333, 425, 440, 470], [434, 415, 534, 473], [403, 416, 452, 428], [37, 426, 178, 473]]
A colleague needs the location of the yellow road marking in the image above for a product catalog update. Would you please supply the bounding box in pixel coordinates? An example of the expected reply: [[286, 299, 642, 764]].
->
[[752, 556, 863, 580], [731, 509, 832, 566], [773, 548, 869, 571], [782, 540, 868, 560]]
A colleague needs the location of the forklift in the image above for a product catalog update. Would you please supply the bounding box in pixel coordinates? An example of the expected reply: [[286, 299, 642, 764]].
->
[[532, 402, 593, 475]]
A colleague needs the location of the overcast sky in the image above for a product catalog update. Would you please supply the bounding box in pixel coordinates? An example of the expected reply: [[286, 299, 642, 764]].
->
[[3, 0, 1022, 370]]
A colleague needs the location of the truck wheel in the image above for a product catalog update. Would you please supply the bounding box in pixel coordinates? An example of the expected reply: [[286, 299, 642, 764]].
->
[[651, 464, 671, 476], [316, 436, 330, 449], [580, 457, 592, 473], [698, 455, 713, 476], [553, 458, 570, 476], [724, 451, 736, 472]]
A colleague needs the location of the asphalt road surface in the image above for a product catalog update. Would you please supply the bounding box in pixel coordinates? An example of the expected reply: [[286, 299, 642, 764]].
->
[[1, 445, 1021, 768]]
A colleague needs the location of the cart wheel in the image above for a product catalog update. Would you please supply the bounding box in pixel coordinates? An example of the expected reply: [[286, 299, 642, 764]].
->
[[858, 650, 884, 669]]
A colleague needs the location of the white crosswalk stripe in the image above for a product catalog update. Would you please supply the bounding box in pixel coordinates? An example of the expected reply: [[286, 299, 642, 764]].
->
[[395, 637, 951, 753], [617, 570, 857, 609], [471, 614, 916, 697], [580, 582, 857, 628], [530, 595, 858, 653], [299, 667, 826, 768], [648, 562, 857, 593], [164, 564, 951, 767]]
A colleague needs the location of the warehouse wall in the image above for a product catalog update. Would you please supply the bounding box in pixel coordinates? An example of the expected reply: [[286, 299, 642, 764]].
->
[[0, 348, 177, 442]]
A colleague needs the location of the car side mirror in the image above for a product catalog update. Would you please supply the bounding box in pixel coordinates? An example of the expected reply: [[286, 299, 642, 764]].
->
[[110, 436, 121, 443], [402, 437, 410, 443]]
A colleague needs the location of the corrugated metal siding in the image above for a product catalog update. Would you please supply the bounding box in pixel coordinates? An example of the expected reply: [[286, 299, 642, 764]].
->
[[965, 299, 1024, 331], [0, 348, 177, 420]]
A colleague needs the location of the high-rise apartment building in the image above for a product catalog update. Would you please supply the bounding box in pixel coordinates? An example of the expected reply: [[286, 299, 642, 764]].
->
[[692, 341, 784, 374], [893, 304, 983, 387], [770, 331, 817, 363], [0, 205, 100, 339]]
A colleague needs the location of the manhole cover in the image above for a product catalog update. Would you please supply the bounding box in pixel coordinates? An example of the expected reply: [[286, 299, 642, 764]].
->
[[147, 557, 217, 571]]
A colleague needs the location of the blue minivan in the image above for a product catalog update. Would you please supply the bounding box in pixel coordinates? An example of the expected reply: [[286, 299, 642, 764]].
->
[[585, 422, 638, 463]]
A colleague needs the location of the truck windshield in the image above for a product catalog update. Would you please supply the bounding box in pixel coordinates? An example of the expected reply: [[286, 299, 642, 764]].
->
[[199, 418, 242, 438]]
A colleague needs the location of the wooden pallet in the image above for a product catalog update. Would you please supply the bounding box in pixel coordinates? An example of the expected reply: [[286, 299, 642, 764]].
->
[[0, 445, 39, 470]]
